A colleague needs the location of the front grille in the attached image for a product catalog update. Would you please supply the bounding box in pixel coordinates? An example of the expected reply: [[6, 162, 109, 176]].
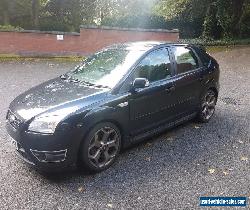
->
[[6, 110, 23, 129]]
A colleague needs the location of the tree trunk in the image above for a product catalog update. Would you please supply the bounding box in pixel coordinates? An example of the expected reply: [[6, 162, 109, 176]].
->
[[31, 0, 40, 29], [232, 0, 245, 36], [202, 1, 220, 39], [3, 10, 9, 25], [2, 0, 10, 25]]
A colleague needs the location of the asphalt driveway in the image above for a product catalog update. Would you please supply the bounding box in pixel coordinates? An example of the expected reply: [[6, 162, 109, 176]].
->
[[0, 47, 249, 209]]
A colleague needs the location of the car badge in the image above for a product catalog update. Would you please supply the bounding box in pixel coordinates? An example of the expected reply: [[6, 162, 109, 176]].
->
[[9, 114, 16, 123]]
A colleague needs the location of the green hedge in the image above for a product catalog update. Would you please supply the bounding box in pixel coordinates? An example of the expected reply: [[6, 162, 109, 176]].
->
[[0, 25, 23, 31], [180, 38, 250, 46]]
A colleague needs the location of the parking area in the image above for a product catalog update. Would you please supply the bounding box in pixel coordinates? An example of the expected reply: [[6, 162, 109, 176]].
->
[[0, 47, 249, 209]]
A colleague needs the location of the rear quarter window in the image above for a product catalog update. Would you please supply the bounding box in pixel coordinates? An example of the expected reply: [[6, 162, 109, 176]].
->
[[173, 47, 199, 74], [194, 47, 211, 67]]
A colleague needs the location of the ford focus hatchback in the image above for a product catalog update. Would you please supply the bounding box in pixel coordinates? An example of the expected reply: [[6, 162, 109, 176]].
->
[[6, 42, 220, 173]]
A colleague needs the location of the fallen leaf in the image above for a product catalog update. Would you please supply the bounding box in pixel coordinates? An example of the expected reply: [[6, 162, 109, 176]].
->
[[240, 156, 248, 161], [107, 203, 113, 208], [78, 187, 84, 193], [208, 168, 215, 174], [222, 171, 229, 176], [145, 142, 152, 147], [238, 140, 244, 144], [166, 137, 174, 141]]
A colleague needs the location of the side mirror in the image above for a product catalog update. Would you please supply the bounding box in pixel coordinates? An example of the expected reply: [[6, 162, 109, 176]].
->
[[132, 78, 149, 90]]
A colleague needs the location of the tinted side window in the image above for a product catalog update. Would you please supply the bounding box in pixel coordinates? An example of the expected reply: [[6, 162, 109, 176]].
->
[[195, 47, 211, 67], [132, 48, 172, 83], [174, 47, 199, 74]]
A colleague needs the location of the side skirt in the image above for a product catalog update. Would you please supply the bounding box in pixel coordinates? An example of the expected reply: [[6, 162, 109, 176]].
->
[[130, 112, 197, 144]]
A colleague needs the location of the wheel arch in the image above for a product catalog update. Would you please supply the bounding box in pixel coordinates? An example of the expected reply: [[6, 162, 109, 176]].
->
[[76, 118, 125, 161], [208, 87, 219, 102], [76, 118, 124, 172], [200, 85, 218, 102]]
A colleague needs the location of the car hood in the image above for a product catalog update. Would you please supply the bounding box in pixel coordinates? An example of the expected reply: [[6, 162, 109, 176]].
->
[[9, 77, 109, 121]]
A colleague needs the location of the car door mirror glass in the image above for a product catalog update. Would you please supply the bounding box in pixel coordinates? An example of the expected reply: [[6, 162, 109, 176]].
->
[[132, 78, 149, 90]]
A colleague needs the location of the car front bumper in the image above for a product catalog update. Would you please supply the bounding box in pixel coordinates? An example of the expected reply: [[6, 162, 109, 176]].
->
[[6, 121, 83, 172]]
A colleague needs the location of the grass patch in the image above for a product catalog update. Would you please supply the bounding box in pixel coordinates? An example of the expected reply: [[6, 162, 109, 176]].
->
[[206, 46, 234, 53]]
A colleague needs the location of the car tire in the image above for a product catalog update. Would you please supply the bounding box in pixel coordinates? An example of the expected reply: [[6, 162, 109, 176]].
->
[[197, 89, 217, 123], [78, 122, 121, 173]]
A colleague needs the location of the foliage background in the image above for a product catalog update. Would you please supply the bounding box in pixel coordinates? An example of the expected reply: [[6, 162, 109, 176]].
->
[[0, 0, 249, 39]]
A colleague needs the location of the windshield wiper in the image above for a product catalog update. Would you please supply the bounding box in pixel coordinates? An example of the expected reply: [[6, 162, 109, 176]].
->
[[81, 80, 110, 89], [94, 84, 110, 89], [61, 74, 81, 83], [80, 80, 95, 86], [60, 74, 69, 80]]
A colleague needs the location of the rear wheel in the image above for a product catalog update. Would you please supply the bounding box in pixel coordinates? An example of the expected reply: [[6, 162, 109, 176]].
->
[[78, 122, 121, 173], [197, 89, 217, 123]]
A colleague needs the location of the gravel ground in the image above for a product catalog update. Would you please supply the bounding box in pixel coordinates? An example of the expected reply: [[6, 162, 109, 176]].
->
[[0, 47, 249, 210]]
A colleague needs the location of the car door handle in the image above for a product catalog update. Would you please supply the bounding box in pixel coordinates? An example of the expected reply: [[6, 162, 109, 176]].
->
[[165, 86, 175, 93]]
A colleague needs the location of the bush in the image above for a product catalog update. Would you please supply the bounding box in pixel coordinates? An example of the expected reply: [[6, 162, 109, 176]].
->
[[101, 15, 167, 29], [0, 25, 23, 31], [39, 18, 75, 32], [101, 15, 203, 38], [239, 7, 250, 38]]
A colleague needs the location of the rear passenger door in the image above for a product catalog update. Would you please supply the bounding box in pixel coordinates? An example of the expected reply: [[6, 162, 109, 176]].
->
[[171, 46, 203, 115]]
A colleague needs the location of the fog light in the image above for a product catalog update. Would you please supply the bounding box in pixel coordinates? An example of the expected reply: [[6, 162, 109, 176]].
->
[[30, 149, 67, 163]]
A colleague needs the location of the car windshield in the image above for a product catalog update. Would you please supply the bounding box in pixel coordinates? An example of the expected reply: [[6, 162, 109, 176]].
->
[[66, 47, 147, 88]]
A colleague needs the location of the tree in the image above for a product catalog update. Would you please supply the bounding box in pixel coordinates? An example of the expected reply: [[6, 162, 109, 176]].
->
[[0, 0, 249, 38], [202, 2, 221, 39], [217, 0, 247, 37], [0, 0, 10, 25], [155, 0, 250, 38], [31, 0, 40, 29]]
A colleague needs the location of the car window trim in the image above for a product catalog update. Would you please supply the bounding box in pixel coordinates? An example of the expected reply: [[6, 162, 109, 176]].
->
[[145, 75, 174, 88], [171, 67, 203, 78]]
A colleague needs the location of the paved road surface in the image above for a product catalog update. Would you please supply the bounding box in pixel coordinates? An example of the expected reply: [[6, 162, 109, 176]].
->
[[0, 47, 249, 209]]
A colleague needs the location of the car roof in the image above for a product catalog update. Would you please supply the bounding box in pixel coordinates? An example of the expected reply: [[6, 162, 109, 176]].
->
[[105, 41, 189, 52]]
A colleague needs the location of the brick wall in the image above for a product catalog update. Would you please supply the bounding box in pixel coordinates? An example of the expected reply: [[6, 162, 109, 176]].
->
[[0, 26, 179, 56]]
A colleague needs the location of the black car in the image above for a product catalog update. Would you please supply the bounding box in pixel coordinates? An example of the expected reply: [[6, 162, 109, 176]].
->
[[6, 42, 220, 173]]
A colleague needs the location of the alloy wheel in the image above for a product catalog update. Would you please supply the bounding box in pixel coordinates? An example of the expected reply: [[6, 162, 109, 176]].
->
[[201, 91, 216, 120], [88, 126, 120, 168]]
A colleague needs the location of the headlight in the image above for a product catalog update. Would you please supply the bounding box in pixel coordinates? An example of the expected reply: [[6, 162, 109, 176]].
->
[[28, 115, 64, 134], [28, 106, 79, 134]]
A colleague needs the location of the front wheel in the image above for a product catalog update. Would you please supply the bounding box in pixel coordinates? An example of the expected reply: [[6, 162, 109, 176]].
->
[[197, 90, 217, 123], [78, 122, 121, 173]]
